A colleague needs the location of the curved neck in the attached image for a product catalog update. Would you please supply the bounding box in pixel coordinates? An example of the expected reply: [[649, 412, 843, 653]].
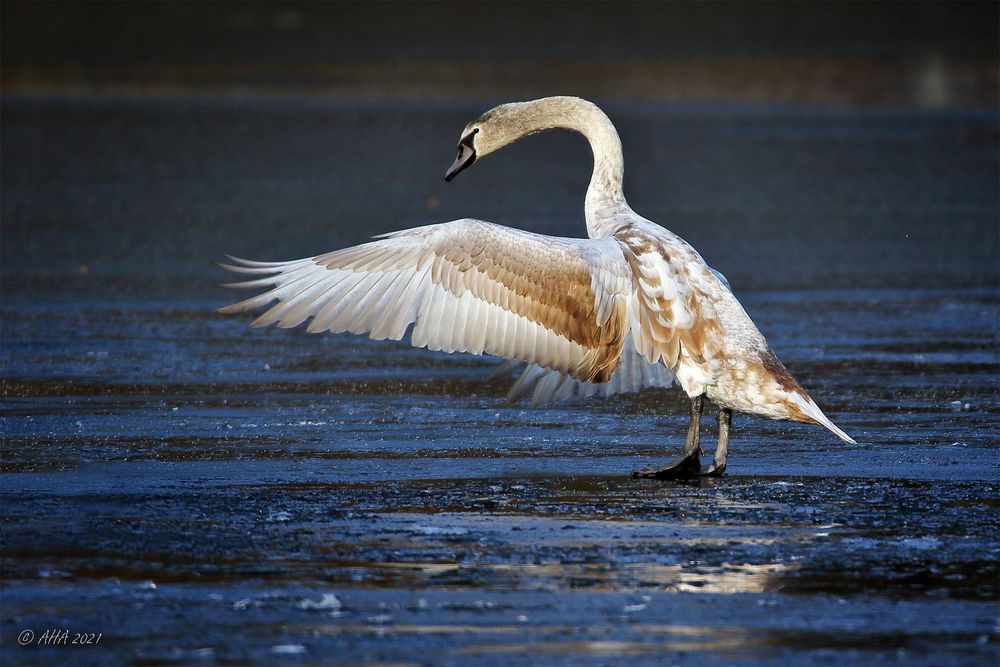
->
[[490, 97, 631, 237]]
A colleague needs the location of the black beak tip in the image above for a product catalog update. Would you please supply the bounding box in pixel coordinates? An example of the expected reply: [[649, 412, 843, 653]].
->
[[445, 142, 476, 183]]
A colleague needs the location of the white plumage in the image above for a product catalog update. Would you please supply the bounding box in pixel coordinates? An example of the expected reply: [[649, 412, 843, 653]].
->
[[221, 96, 854, 477], [222, 220, 634, 384]]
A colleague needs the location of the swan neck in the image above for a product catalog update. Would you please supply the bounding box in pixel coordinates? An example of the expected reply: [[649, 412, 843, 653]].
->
[[579, 116, 628, 238], [494, 97, 630, 237]]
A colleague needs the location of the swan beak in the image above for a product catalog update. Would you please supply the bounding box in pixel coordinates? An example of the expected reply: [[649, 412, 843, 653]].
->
[[445, 137, 477, 182]]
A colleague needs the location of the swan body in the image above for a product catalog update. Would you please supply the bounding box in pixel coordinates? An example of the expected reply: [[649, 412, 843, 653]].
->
[[221, 96, 854, 478]]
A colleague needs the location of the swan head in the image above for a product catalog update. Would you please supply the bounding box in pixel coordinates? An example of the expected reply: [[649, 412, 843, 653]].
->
[[444, 102, 532, 181], [444, 97, 620, 183], [444, 127, 479, 182]]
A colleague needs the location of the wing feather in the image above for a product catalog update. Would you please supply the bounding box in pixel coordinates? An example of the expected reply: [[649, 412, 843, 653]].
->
[[489, 216, 734, 407], [221, 219, 635, 382], [494, 335, 676, 407], [613, 221, 726, 370]]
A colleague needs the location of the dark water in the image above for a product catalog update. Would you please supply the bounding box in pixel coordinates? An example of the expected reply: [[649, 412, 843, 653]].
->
[[4, 3, 998, 109], [1, 97, 998, 665]]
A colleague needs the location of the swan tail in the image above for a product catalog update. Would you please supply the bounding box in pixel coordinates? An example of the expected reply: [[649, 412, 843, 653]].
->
[[788, 392, 856, 444]]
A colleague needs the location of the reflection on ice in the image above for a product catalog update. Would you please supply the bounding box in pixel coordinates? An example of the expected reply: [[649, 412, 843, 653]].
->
[[308, 559, 795, 594]]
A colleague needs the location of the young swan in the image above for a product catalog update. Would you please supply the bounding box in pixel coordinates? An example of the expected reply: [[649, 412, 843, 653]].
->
[[222, 96, 854, 479]]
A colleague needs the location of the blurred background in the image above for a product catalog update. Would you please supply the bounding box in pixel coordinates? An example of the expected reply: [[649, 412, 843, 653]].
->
[[3, 1, 998, 105], [2, 1, 998, 294], [2, 3, 998, 666]]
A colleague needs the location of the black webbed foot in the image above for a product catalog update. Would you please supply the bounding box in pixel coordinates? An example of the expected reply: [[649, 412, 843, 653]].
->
[[632, 395, 732, 481], [631, 448, 702, 480], [699, 461, 726, 477]]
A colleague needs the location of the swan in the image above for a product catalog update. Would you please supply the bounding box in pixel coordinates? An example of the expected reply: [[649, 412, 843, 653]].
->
[[220, 96, 854, 479]]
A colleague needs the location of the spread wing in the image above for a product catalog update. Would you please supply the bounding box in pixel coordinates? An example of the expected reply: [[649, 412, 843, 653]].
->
[[492, 335, 676, 407], [488, 222, 735, 406], [219, 219, 635, 383], [614, 222, 730, 370]]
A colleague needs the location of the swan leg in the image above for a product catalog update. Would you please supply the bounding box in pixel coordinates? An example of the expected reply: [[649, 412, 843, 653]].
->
[[632, 394, 704, 479], [701, 408, 731, 476]]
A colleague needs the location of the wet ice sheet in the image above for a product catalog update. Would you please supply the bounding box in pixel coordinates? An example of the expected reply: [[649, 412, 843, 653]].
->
[[3, 583, 994, 666], [2, 287, 997, 481], [1, 287, 998, 666], [1, 474, 997, 666], [1, 96, 998, 665]]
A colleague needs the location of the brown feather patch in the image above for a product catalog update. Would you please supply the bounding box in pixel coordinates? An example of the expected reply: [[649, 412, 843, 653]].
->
[[615, 223, 723, 368], [758, 347, 805, 394], [430, 224, 628, 382], [757, 347, 818, 423]]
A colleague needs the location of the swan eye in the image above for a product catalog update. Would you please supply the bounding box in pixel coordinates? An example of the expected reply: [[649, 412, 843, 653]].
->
[[460, 129, 478, 148]]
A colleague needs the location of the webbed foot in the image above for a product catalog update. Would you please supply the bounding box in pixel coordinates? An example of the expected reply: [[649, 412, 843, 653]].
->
[[631, 448, 702, 480], [700, 460, 726, 477]]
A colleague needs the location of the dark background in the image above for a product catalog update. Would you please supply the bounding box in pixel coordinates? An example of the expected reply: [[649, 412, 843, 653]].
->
[[3, 1, 998, 104], [1, 1, 998, 296], [1, 3, 998, 666]]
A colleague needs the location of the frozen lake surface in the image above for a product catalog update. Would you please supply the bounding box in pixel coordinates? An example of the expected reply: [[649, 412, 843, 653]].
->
[[1, 96, 997, 665]]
